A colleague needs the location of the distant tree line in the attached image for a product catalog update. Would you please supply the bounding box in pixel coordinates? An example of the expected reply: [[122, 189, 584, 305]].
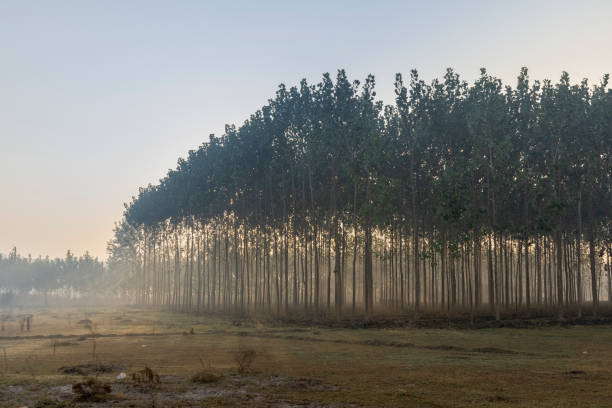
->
[[108, 68, 612, 319], [0, 247, 107, 304]]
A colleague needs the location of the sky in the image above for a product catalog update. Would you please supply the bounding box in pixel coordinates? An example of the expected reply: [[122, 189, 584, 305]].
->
[[1, 0, 611, 260]]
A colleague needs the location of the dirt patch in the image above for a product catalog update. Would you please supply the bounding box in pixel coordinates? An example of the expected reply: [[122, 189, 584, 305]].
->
[[34, 398, 71, 407], [72, 377, 112, 402], [31, 373, 335, 406], [485, 394, 514, 403], [262, 375, 337, 391], [175, 384, 246, 401], [46, 385, 73, 398], [425, 344, 466, 351], [472, 347, 518, 355], [76, 319, 93, 325], [363, 339, 415, 348], [54, 341, 78, 347], [59, 363, 121, 375], [563, 370, 587, 379]]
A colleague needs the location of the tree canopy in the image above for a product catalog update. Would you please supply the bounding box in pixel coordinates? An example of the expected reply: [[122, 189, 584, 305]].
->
[[109, 68, 612, 318], [0, 247, 107, 304]]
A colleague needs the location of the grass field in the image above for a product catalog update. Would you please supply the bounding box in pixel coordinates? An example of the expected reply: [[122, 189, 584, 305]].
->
[[0, 306, 610, 407]]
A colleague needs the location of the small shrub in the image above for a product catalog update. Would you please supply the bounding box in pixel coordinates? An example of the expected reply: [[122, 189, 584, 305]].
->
[[131, 366, 161, 384], [233, 347, 257, 373]]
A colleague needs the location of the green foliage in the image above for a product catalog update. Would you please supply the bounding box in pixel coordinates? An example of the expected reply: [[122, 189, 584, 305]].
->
[[0, 248, 105, 294], [109, 67, 612, 308]]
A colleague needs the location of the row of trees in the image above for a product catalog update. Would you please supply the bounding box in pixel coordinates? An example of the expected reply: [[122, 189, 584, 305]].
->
[[108, 68, 612, 319], [0, 247, 107, 304]]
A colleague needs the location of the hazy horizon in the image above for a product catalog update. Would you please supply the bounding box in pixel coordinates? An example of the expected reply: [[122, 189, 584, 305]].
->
[[2, 0, 611, 260]]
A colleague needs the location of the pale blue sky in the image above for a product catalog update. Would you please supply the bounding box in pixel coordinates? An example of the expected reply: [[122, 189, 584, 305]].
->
[[1, 0, 611, 259]]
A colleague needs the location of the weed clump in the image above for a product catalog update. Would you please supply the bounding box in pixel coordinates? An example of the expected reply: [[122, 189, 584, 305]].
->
[[233, 347, 257, 373], [190, 356, 221, 383], [191, 371, 222, 383], [131, 366, 160, 384]]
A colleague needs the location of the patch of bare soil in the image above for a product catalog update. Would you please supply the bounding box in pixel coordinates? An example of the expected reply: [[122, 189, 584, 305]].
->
[[472, 347, 518, 355], [72, 377, 112, 402], [59, 363, 121, 375], [563, 369, 587, 380], [261, 375, 338, 391], [3, 373, 343, 407], [118, 373, 340, 406], [484, 394, 514, 403], [276, 403, 350, 408], [54, 341, 78, 347], [76, 319, 93, 325]]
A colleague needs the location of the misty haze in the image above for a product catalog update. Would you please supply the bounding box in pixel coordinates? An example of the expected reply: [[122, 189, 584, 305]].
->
[[1, 1, 611, 407]]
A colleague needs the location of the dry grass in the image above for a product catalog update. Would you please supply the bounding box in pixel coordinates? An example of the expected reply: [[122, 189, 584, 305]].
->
[[0, 306, 610, 407], [233, 347, 257, 373], [131, 366, 160, 384]]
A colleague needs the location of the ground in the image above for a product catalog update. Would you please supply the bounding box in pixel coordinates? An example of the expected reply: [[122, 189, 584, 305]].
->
[[0, 306, 611, 407]]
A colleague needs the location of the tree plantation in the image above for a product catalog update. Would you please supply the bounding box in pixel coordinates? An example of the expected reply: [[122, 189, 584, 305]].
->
[[0, 248, 108, 305], [108, 68, 612, 320]]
